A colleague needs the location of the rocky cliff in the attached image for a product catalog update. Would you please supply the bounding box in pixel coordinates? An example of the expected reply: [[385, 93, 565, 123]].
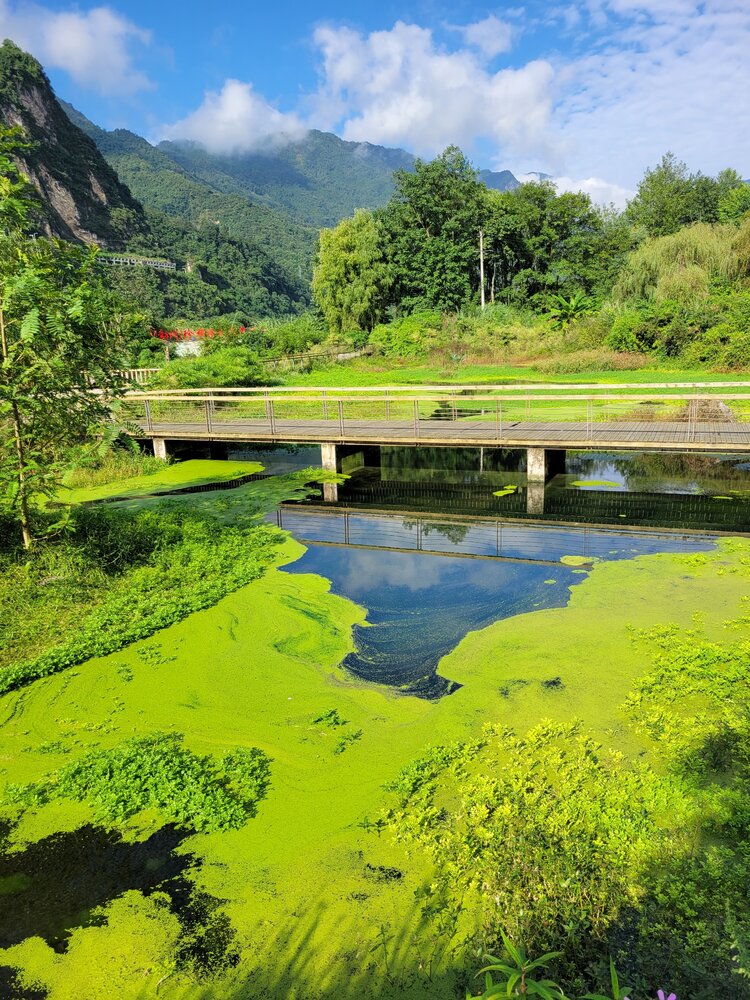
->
[[0, 39, 146, 247]]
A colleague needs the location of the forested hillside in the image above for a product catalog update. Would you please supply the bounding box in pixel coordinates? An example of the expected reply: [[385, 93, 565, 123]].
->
[[159, 130, 416, 228], [63, 103, 317, 284], [0, 41, 309, 320]]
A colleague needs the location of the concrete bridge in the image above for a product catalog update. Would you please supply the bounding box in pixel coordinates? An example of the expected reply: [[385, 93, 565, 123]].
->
[[122, 382, 750, 502]]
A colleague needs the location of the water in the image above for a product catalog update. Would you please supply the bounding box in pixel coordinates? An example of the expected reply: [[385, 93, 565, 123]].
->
[[330, 447, 750, 532], [278, 507, 715, 697]]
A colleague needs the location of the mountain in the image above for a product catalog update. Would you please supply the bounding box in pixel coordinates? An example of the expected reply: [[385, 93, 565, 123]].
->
[[157, 131, 416, 229], [63, 103, 317, 284], [0, 40, 146, 247], [0, 40, 308, 318], [479, 169, 520, 192]]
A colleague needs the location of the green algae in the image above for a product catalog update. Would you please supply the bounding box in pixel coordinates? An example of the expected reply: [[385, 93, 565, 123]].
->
[[492, 485, 517, 497], [569, 479, 621, 489], [3, 480, 750, 997], [62, 459, 263, 505], [560, 554, 600, 567]]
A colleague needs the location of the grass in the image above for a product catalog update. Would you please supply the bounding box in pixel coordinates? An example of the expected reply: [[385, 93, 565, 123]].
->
[[3, 465, 750, 996], [283, 356, 743, 388]]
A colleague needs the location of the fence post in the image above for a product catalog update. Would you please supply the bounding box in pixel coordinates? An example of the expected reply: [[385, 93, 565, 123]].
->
[[144, 399, 153, 432], [413, 399, 420, 439], [587, 399, 593, 439], [385, 390, 391, 421], [204, 398, 213, 434], [322, 390, 329, 421], [268, 399, 276, 435], [338, 399, 344, 438]]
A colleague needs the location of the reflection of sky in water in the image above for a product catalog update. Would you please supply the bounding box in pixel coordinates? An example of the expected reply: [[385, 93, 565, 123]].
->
[[280, 510, 714, 698]]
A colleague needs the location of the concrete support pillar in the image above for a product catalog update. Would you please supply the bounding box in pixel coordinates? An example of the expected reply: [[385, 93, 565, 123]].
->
[[152, 437, 168, 461], [526, 447, 566, 482], [526, 447, 547, 482], [526, 481, 545, 516], [321, 442, 338, 502]]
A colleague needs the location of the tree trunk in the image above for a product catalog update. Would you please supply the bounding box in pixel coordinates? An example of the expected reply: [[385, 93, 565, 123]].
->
[[0, 307, 32, 548]]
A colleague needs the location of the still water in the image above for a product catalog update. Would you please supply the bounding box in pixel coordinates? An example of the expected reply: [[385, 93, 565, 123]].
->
[[245, 443, 749, 696], [277, 508, 714, 697]]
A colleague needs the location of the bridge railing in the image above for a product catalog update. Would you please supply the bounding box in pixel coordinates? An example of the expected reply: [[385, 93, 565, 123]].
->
[[116, 383, 750, 444]]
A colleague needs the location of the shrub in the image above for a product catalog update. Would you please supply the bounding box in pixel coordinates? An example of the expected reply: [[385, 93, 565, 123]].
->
[[146, 347, 268, 389]]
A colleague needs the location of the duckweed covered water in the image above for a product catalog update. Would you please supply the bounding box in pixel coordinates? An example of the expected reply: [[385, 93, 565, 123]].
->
[[2, 457, 750, 999]]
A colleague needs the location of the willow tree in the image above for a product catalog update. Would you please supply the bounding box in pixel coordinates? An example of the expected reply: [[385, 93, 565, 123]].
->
[[0, 127, 132, 548], [312, 209, 392, 335]]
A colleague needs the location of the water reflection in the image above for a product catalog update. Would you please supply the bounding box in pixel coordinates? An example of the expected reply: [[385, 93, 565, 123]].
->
[[278, 509, 714, 698]]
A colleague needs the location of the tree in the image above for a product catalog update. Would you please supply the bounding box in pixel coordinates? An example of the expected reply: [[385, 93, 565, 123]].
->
[[626, 154, 745, 237], [380, 146, 485, 312], [0, 126, 133, 548], [312, 209, 391, 334]]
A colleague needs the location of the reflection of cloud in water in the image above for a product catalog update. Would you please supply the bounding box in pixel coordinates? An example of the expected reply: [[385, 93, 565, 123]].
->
[[335, 548, 448, 594]]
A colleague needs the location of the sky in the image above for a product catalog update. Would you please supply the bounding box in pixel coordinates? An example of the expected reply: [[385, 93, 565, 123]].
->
[[0, 0, 747, 207]]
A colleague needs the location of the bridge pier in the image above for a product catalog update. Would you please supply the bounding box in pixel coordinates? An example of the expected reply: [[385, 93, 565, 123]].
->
[[152, 438, 169, 461], [526, 447, 566, 482], [526, 481, 545, 516], [321, 442, 338, 502]]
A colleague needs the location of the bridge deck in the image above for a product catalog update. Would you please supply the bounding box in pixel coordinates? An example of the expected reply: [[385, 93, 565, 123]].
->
[[142, 417, 750, 452]]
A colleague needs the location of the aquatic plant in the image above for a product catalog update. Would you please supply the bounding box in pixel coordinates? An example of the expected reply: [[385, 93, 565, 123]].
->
[[6, 732, 272, 832]]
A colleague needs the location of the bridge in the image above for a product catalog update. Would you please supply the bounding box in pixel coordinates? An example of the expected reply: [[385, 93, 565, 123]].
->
[[121, 382, 750, 500]]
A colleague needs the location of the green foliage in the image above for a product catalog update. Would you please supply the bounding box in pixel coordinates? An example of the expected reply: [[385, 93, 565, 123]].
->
[[6, 732, 271, 832], [369, 311, 443, 358], [469, 934, 566, 998], [719, 182, 750, 223], [547, 291, 593, 329], [386, 721, 678, 962], [625, 152, 744, 236], [615, 222, 742, 305], [0, 472, 334, 692], [379, 146, 485, 313], [145, 347, 267, 389], [0, 134, 140, 546], [313, 209, 392, 333]]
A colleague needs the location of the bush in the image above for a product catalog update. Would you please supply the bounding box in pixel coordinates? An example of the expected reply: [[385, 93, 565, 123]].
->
[[606, 310, 642, 352], [146, 347, 268, 389], [369, 311, 443, 358]]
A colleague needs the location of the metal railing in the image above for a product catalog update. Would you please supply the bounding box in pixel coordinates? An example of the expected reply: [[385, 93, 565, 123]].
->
[[116, 383, 750, 448]]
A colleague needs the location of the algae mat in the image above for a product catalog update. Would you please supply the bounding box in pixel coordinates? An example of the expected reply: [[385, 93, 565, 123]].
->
[[2, 529, 750, 998]]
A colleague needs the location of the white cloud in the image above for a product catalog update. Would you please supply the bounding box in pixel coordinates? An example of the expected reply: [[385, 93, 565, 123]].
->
[[551, 175, 635, 209], [310, 21, 556, 160], [554, 0, 750, 185], [461, 15, 514, 58], [0, 1, 153, 95], [158, 79, 305, 154]]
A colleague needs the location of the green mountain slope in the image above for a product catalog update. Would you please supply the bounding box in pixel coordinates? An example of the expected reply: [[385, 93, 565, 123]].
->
[[0, 41, 309, 319], [158, 130, 417, 228], [63, 102, 317, 283]]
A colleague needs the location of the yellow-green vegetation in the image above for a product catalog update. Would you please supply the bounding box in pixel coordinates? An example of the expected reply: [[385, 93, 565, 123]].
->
[[3, 460, 750, 996]]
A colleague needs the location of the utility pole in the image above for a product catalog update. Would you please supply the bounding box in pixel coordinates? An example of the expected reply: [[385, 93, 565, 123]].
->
[[479, 228, 486, 310]]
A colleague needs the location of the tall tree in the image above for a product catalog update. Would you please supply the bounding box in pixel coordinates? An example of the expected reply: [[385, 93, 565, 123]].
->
[[380, 146, 485, 312], [312, 209, 391, 334], [0, 126, 134, 548]]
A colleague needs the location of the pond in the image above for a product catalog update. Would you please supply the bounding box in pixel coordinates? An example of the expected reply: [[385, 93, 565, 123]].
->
[[276, 507, 715, 697]]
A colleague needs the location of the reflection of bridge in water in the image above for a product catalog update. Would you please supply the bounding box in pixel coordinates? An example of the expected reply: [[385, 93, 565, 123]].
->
[[272, 507, 718, 565]]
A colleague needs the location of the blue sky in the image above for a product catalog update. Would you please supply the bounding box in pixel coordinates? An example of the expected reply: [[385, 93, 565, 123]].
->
[[1, 0, 748, 205]]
